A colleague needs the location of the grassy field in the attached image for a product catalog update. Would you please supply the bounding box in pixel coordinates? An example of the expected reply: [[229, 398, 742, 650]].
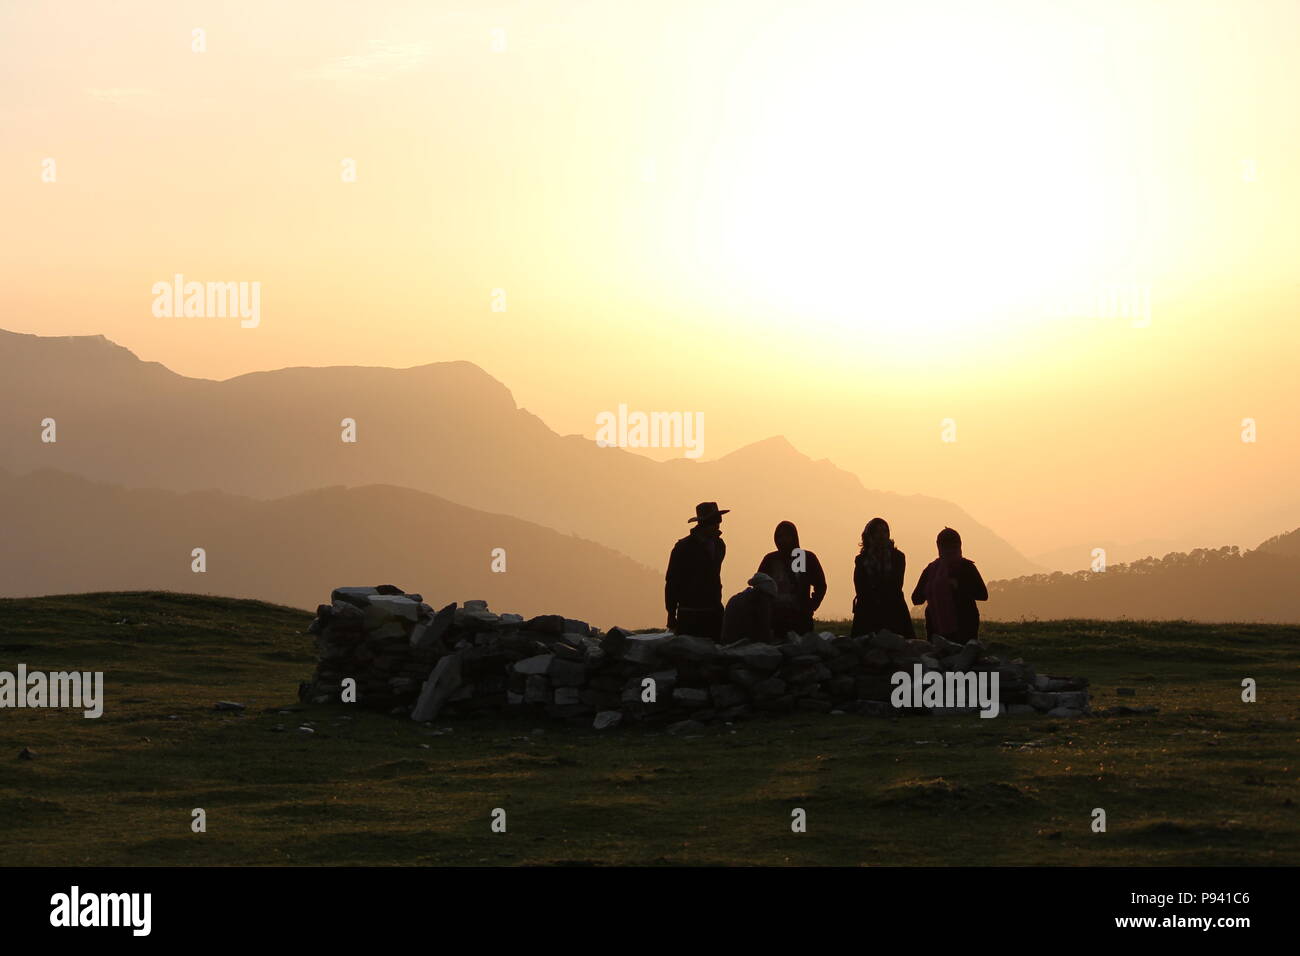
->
[[0, 591, 1295, 866]]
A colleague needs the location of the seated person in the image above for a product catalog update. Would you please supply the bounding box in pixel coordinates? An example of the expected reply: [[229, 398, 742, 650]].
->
[[721, 572, 778, 645]]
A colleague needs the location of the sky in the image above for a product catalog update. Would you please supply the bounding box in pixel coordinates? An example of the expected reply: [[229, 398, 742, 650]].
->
[[3, 0, 1298, 561]]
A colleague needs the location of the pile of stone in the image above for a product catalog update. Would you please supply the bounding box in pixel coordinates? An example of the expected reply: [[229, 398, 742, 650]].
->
[[299, 586, 1090, 727]]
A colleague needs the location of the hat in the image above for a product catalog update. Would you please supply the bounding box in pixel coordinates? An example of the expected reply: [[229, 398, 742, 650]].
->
[[748, 572, 777, 598], [688, 501, 730, 524]]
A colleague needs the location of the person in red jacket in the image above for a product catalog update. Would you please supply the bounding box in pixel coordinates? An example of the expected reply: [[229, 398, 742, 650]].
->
[[911, 527, 988, 643]]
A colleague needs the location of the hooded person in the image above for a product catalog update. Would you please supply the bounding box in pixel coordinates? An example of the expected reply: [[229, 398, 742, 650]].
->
[[665, 501, 729, 640], [721, 572, 778, 645], [850, 517, 915, 638], [911, 527, 988, 644], [756, 520, 827, 638]]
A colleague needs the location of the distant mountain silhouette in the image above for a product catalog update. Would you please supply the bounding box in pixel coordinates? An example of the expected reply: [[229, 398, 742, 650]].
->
[[1254, 527, 1300, 559], [1029, 537, 1195, 573], [0, 328, 1038, 610], [989, 539, 1300, 623], [0, 468, 662, 625]]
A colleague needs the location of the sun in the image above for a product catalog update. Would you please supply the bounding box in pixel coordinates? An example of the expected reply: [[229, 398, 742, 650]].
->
[[690, 3, 1127, 358]]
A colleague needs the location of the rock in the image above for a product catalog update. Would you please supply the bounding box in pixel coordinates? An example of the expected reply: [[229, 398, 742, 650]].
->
[[1028, 691, 1059, 710], [550, 640, 586, 662], [524, 675, 551, 704], [752, 677, 787, 700], [672, 687, 710, 709], [929, 635, 962, 657], [728, 668, 764, 688], [623, 632, 672, 665], [547, 659, 587, 688], [411, 602, 456, 650], [951, 640, 982, 670], [1046, 706, 1085, 718], [331, 586, 379, 606], [1055, 690, 1089, 711], [523, 614, 566, 634], [793, 632, 833, 659], [593, 710, 623, 730], [369, 621, 406, 640], [862, 648, 892, 668], [867, 630, 909, 652], [578, 637, 606, 666], [663, 634, 719, 662], [601, 626, 633, 658], [457, 608, 501, 629], [723, 642, 784, 670], [214, 701, 246, 711], [411, 653, 463, 721], [463, 600, 489, 613], [553, 687, 581, 706], [709, 684, 747, 710], [513, 654, 554, 675], [855, 675, 894, 700], [364, 595, 422, 625]]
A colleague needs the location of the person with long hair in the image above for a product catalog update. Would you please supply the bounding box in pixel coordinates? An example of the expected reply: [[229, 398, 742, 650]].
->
[[850, 517, 915, 638], [911, 527, 988, 643]]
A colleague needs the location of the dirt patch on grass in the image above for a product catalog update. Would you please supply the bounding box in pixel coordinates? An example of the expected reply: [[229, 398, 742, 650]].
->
[[875, 777, 1040, 811]]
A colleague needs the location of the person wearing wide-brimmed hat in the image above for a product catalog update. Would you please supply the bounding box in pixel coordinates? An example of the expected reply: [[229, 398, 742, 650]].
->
[[665, 501, 729, 640]]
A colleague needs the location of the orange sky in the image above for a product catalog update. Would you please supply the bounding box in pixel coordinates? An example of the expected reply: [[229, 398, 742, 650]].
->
[[3, 0, 1298, 561]]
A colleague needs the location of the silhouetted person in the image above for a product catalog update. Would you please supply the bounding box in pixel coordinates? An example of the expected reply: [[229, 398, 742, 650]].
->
[[721, 572, 777, 644], [665, 501, 728, 640], [911, 527, 988, 643], [850, 517, 915, 638], [756, 520, 827, 637]]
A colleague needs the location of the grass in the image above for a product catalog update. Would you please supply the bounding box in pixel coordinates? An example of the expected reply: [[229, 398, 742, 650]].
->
[[0, 591, 1295, 866]]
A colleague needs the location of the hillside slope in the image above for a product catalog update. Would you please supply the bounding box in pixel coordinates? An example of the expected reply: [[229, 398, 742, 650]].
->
[[0, 468, 662, 625]]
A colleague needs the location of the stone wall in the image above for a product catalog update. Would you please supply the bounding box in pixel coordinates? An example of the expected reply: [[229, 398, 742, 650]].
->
[[299, 586, 1090, 728]]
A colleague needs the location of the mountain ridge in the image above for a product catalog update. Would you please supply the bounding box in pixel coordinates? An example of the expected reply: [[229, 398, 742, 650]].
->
[[0, 327, 1040, 606]]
